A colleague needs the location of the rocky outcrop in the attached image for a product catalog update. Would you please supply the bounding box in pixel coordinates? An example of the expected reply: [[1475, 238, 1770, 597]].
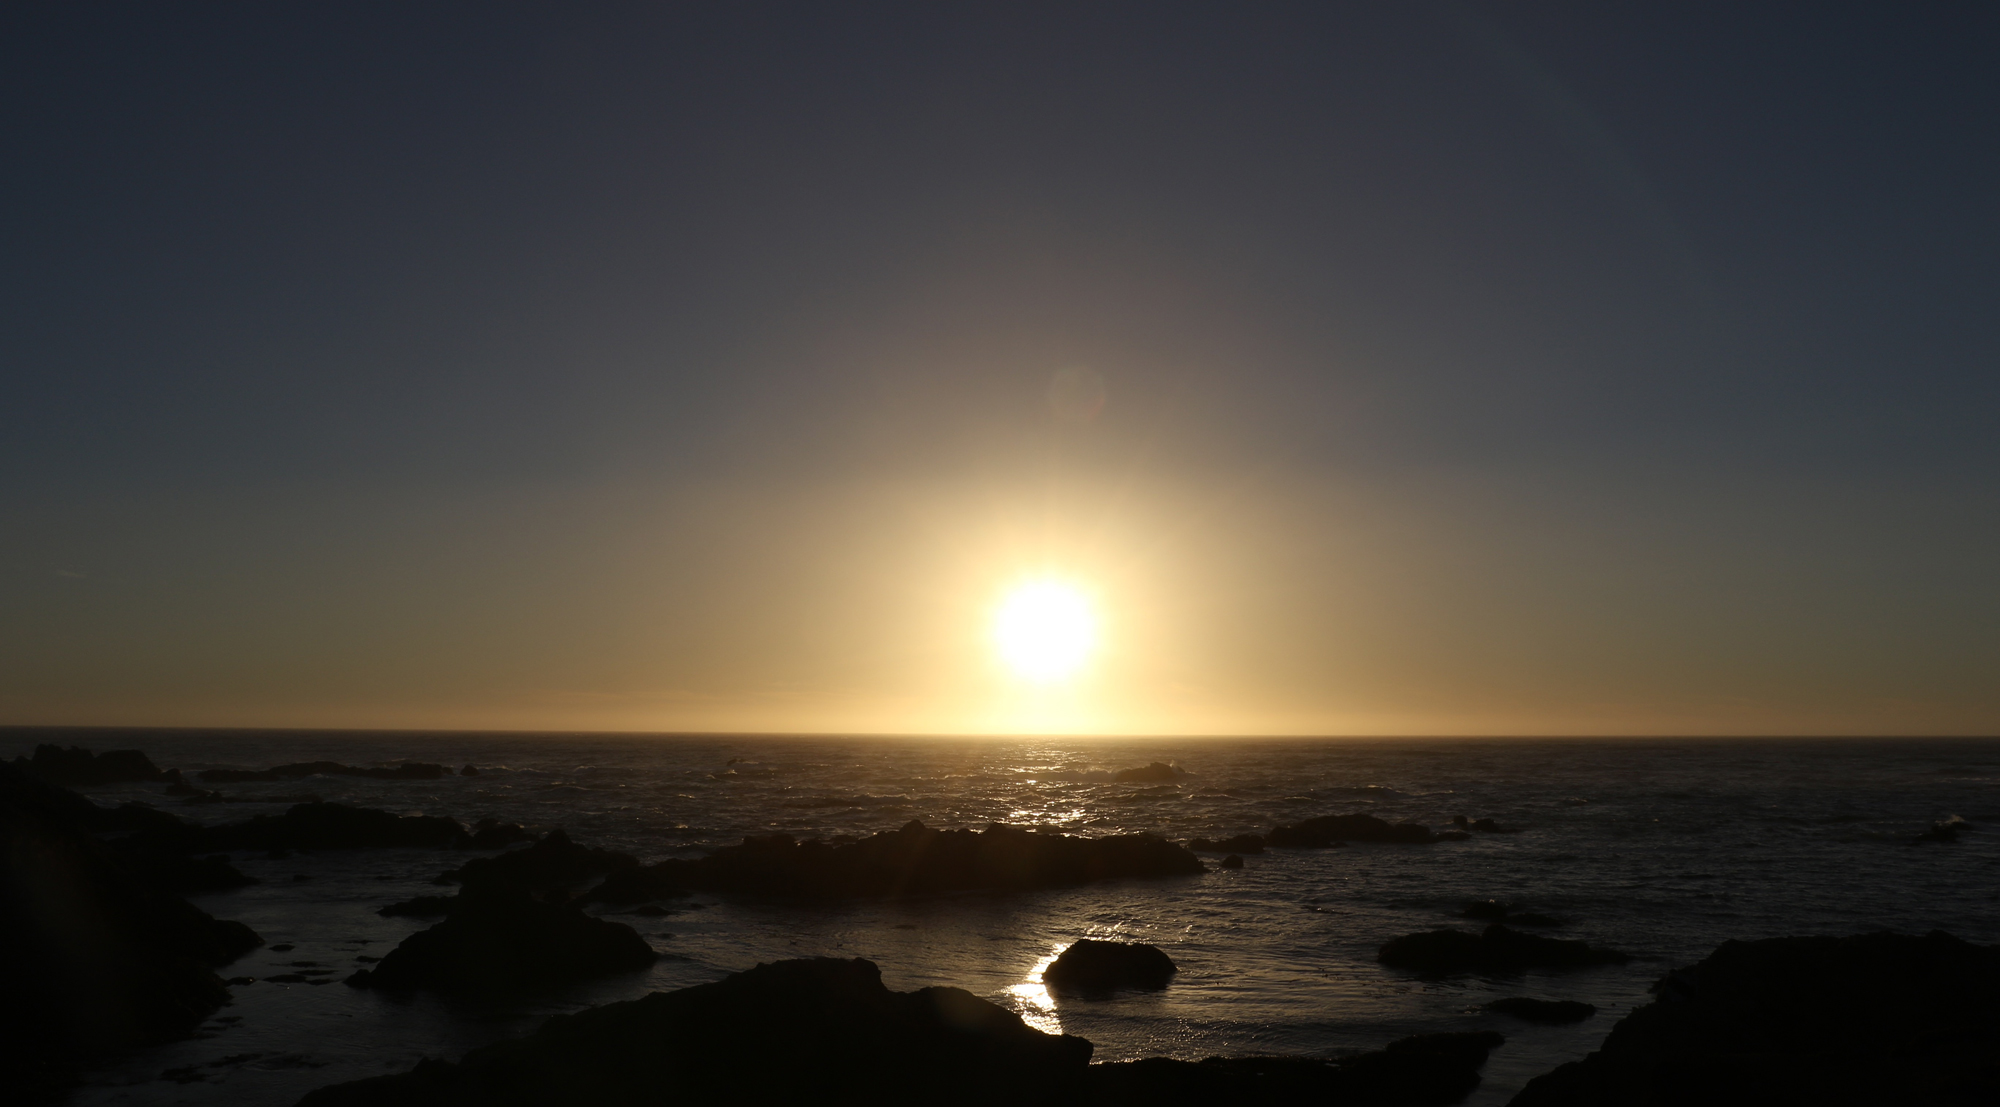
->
[[1508, 931, 2000, 1106], [178, 802, 467, 851], [10, 743, 182, 785], [301, 958, 1503, 1107], [1268, 813, 1464, 847], [463, 818, 532, 849], [1043, 939, 1177, 995], [1, 763, 260, 1101], [1485, 997, 1596, 1023], [441, 829, 637, 894], [1913, 816, 1967, 844], [197, 760, 448, 783], [308, 958, 1093, 1106], [346, 886, 656, 995], [587, 820, 1204, 904], [1379, 925, 1628, 973], [1114, 761, 1186, 783], [1187, 833, 1267, 854]]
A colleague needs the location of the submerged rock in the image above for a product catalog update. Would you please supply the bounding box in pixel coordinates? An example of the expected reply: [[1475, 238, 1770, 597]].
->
[[10, 743, 182, 785], [0, 763, 260, 1100], [587, 820, 1204, 904], [1267, 813, 1451, 847], [1043, 939, 1178, 995], [346, 886, 656, 994], [1485, 997, 1597, 1023], [308, 958, 1093, 1106], [1509, 931, 2000, 1106], [1187, 832, 1267, 854], [1379, 925, 1629, 973]]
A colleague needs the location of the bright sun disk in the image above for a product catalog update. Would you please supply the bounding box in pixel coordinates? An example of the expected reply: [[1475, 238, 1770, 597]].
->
[[992, 578, 1097, 682]]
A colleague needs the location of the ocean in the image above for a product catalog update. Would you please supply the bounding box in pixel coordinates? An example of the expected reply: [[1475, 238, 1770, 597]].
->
[[18, 730, 1999, 1106]]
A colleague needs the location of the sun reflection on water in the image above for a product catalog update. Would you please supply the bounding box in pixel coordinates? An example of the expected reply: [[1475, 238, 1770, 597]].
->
[[1007, 947, 1067, 1035]]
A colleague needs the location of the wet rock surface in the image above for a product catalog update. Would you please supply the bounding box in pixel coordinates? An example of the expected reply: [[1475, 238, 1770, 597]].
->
[[301, 957, 1502, 1107], [1044, 939, 1178, 995], [0, 763, 261, 1101], [346, 886, 657, 994], [587, 819, 1204, 903], [1379, 925, 1629, 973], [1508, 930, 2000, 1107]]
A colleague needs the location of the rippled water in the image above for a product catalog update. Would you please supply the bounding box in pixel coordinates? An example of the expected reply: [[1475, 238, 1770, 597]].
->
[[19, 730, 1999, 1106]]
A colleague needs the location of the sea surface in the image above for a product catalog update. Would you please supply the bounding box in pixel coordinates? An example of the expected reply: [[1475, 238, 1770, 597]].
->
[[14, 730, 1999, 1106]]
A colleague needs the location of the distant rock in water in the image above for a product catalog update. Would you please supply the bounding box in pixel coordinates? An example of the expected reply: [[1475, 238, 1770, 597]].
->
[[307, 958, 1092, 1106], [1267, 813, 1455, 847], [462, 817, 532, 850], [1187, 832, 1266, 854], [587, 820, 1204, 904], [1379, 925, 1629, 973], [175, 802, 468, 851], [1043, 939, 1177, 995], [11, 743, 182, 785], [459, 764, 480, 776], [1913, 816, 1967, 844], [197, 760, 447, 783], [1092, 1031, 1505, 1106], [442, 828, 637, 894], [1113, 761, 1186, 783], [346, 886, 656, 995], [1508, 931, 2000, 1106], [1485, 997, 1597, 1024], [0, 762, 260, 1101], [1220, 853, 1244, 869]]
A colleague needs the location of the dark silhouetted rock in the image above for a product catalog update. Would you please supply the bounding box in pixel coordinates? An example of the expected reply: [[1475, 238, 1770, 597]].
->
[[463, 817, 534, 850], [443, 829, 637, 894], [1485, 997, 1596, 1023], [1089, 1031, 1505, 1106], [379, 894, 457, 917], [1461, 899, 1512, 921], [587, 820, 1204, 904], [1379, 925, 1629, 973], [1268, 812, 1444, 847], [305, 958, 1093, 1106], [346, 885, 656, 995], [197, 761, 447, 783], [1114, 761, 1185, 783], [177, 802, 467, 852], [460, 764, 480, 776], [1187, 833, 1266, 854], [10, 743, 181, 785], [1471, 818, 1518, 833], [112, 847, 261, 894], [1914, 816, 1966, 844], [1220, 853, 1244, 869], [1509, 931, 2000, 1107], [0, 762, 261, 1100], [1044, 939, 1178, 995]]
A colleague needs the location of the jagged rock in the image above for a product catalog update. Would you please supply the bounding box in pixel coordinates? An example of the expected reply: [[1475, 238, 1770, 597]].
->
[[10, 743, 182, 785], [346, 886, 655, 995], [460, 764, 480, 776], [1509, 931, 2000, 1106], [586, 820, 1204, 904], [309, 958, 1093, 1106], [1043, 939, 1177, 995], [0, 763, 260, 1100], [1379, 925, 1628, 973], [378, 894, 457, 917], [1114, 761, 1185, 783], [1220, 853, 1244, 869], [462, 817, 534, 851], [1485, 997, 1596, 1023], [197, 760, 447, 783], [442, 829, 637, 894], [174, 802, 467, 852], [1267, 813, 1448, 847], [1187, 833, 1266, 854]]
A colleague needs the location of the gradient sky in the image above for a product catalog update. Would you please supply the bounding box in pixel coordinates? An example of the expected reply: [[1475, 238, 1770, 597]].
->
[[3, 3, 1995, 735]]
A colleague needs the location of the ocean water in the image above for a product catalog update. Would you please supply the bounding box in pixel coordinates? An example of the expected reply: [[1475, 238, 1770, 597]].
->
[[17, 730, 1999, 1106]]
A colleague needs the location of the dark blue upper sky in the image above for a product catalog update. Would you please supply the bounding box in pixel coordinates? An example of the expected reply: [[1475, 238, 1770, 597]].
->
[[3, 3, 1994, 734]]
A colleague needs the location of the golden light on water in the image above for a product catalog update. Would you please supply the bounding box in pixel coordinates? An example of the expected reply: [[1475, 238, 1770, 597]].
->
[[992, 578, 1098, 682], [1007, 947, 1066, 1035]]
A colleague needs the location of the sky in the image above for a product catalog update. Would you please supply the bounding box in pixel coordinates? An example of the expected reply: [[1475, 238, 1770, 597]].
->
[[2, 2, 1995, 736]]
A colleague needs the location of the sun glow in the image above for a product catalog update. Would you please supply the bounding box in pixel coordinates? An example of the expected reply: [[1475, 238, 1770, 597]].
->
[[992, 578, 1098, 682]]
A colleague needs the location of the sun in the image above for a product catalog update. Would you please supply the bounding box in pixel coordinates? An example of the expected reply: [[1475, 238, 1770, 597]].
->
[[992, 578, 1098, 682]]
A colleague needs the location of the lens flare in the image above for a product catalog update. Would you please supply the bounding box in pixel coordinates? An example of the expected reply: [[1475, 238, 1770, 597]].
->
[[992, 578, 1097, 682]]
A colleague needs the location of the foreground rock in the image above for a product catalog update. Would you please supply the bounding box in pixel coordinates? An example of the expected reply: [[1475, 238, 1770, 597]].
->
[[197, 760, 448, 782], [1379, 925, 1629, 973], [10, 743, 182, 785], [1485, 997, 1596, 1023], [347, 886, 656, 995], [1509, 931, 2000, 1106], [1268, 813, 1466, 847], [588, 820, 1204, 903], [1043, 939, 1177, 995], [301, 957, 1500, 1107], [1, 763, 260, 1101]]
